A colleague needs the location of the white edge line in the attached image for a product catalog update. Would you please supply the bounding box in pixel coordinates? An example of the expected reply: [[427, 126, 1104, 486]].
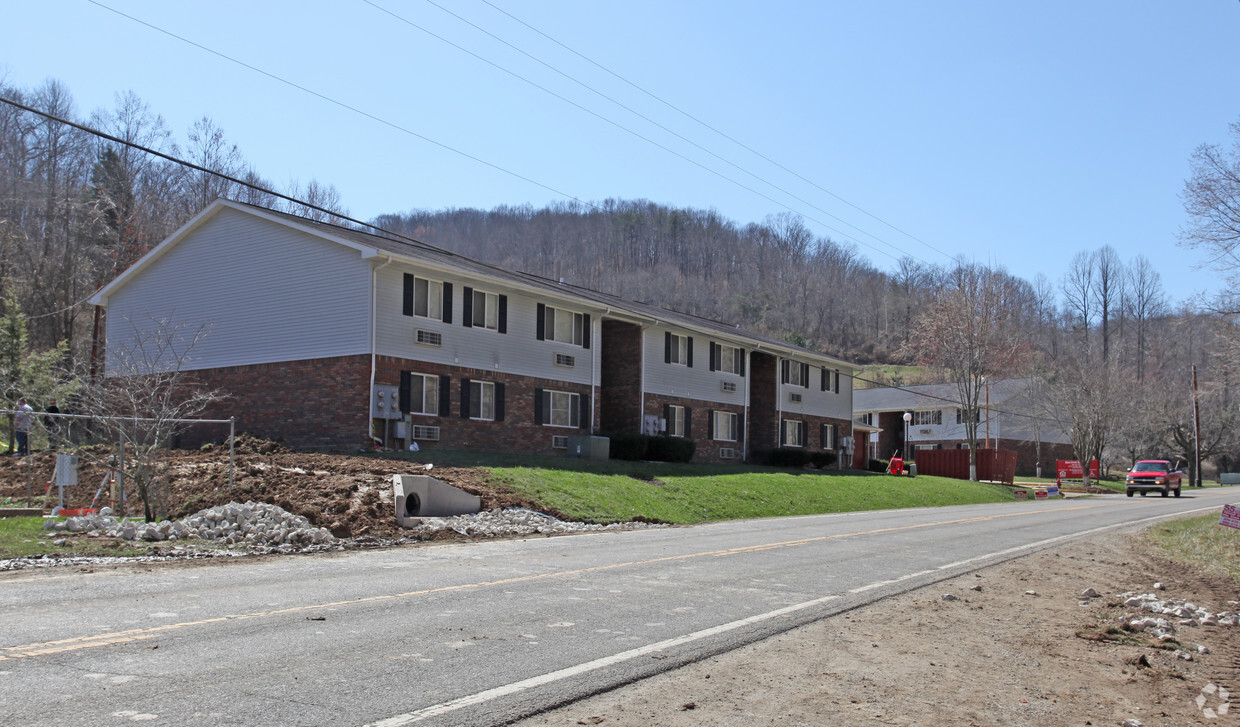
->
[[369, 502, 1223, 726], [363, 592, 840, 726]]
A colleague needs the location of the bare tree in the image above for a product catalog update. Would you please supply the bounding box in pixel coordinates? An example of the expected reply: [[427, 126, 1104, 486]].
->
[[902, 262, 1034, 480], [1038, 339, 1128, 488], [1180, 119, 1240, 306], [80, 316, 225, 521]]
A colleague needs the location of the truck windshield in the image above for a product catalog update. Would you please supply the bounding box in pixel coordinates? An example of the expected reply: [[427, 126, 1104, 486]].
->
[[1136, 462, 1169, 472]]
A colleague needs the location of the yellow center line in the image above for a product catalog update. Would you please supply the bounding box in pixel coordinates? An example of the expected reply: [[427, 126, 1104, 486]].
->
[[0, 500, 1132, 661]]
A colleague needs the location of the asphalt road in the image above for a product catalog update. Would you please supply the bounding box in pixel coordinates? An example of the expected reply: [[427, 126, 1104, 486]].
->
[[2, 487, 1237, 727]]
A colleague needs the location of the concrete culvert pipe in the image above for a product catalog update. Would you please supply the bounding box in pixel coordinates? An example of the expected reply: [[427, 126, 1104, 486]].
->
[[392, 474, 481, 528]]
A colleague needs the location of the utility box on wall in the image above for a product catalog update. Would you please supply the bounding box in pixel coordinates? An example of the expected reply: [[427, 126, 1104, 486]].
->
[[567, 435, 610, 461]]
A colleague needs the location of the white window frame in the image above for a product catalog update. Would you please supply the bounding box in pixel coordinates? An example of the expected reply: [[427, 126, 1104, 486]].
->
[[913, 410, 942, 426], [545, 306, 584, 346], [414, 277, 443, 320], [545, 390, 580, 428], [668, 405, 685, 437], [669, 333, 689, 366], [822, 423, 837, 450], [472, 289, 500, 331], [786, 361, 804, 386], [782, 419, 804, 447], [956, 408, 980, 424], [409, 373, 438, 416], [469, 380, 495, 421], [719, 344, 741, 374], [713, 410, 738, 442]]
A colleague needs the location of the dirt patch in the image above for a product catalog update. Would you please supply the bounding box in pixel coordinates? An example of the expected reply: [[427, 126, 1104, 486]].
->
[[0, 438, 555, 539], [516, 533, 1240, 727]]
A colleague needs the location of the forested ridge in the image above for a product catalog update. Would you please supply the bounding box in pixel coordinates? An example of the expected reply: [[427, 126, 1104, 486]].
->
[[3, 78, 1240, 476]]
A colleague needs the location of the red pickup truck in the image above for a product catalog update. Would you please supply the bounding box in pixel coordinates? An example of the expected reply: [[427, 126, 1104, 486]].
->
[[1125, 460, 1183, 498]]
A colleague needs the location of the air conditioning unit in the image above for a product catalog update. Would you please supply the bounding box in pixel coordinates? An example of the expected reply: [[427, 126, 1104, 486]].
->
[[719, 447, 736, 459], [721, 381, 737, 393], [410, 425, 440, 441], [551, 435, 569, 449], [554, 353, 576, 367], [789, 392, 802, 403], [416, 330, 442, 346]]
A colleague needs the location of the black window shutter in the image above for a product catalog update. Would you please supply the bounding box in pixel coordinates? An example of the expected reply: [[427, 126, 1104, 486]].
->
[[686, 337, 693, 367], [402, 274, 414, 316], [494, 383, 505, 421], [821, 423, 828, 449], [460, 378, 472, 418], [533, 388, 544, 424], [801, 363, 810, 388], [442, 282, 453, 323], [578, 394, 589, 429], [582, 314, 591, 349], [663, 403, 670, 431], [498, 295, 508, 334], [780, 419, 787, 444], [835, 370, 841, 394], [684, 407, 692, 438], [800, 421, 807, 445], [462, 287, 474, 328], [739, 351, 746, 377], [707, 410, 715, 440], [736, 411, 744, 442], [709, 342, 717, 372], [664, 331, 672, 363], [536, 303, 546, 340], [438, 376, 451, 417], [399, 371, 411, 413]]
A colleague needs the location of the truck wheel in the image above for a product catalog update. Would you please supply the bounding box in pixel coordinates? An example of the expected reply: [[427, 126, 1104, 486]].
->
[[1141, 491, 1147, 497], [1161, 489, 1169, 497], [1127, 490, 1134, 497], [1174, 487, 1181, 498]]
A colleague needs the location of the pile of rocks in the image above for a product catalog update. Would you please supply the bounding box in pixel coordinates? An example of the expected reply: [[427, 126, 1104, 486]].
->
[[398, 507, 665, 538], [42, 501, 336, 551], [1114, 590, 1239, 650]]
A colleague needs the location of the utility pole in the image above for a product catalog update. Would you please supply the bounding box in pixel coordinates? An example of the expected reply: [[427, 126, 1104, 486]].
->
[[1192, 365, 1202, 487]]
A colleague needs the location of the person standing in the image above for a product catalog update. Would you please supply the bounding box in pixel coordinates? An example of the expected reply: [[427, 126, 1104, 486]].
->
[[44, 398, 61, 439], [14, 398, 33, 456]]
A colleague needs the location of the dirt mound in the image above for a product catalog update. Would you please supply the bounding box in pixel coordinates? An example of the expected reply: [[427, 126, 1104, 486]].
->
[[0, 440, 550, 539]]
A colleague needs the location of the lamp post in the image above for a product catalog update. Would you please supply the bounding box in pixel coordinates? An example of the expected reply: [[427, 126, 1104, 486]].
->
[[902, 411, 912, 462]]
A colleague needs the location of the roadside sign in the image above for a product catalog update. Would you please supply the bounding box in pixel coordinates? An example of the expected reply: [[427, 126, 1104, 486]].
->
[[1013, 489, 1028, 499], [1046, 486, 1059, 497], [1034, 490, 1049, 500], [1056, 460, 1100, 485], [1221, 504, 1240, 531]]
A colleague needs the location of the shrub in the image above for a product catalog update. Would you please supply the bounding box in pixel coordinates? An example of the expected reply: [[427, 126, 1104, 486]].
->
[[869, 458, 889, 473], [607, 433, 649, 461], [760, 447, 813, 468], [810, 451, 837, 469], [646, 436, 696, 463]]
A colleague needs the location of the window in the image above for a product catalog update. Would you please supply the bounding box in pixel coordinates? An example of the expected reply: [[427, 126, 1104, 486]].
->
[[406, 373, 438, 416], [463, 287, 506, 332], [781, 360, 810, 387], [667, 405, 685, 437], [415, 329, 442, 346], [956, 408, 981, 424], [469, 381, 495, 420], [710, 342, 743, 375], [782, 419, 804, 447], [404, 274, 452, 322], [554, 353, 576, 367], [539, 389, 581, 428], [667, 333, 690, 365], [712, 410, 738, 442], [822, 423, 837, 450], [860, 412, 874, 426], [913, 410, 942, 426], [538, 304, 588, 346]]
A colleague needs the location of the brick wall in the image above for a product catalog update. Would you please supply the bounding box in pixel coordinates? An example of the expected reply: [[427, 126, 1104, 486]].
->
[[769, 413, 854, 464], [600, 320, 643, 435], [374, 355, 596, 456], [643, 393, 747, 463], [748, 352, 778, 451]]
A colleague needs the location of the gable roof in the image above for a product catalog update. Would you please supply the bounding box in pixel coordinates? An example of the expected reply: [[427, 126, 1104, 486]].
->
[[853, 378, 1035, 412], [91, 199, 857, 369]]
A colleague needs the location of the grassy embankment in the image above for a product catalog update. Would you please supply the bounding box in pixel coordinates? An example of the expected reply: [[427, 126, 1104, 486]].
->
[[1146, 512, 1240, 582]]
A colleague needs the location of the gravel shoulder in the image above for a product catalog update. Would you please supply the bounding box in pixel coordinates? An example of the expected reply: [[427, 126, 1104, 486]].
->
[[515, 530, 1240, 727]]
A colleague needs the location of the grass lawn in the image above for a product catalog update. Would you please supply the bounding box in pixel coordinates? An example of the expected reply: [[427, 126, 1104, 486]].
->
[[1146, 511, 1240, 582], [0, 516, 162, 559]]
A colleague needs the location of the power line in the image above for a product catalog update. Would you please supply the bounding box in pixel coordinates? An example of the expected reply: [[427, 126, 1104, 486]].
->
[[477, 0, 955, 263], [403, 0, 934, 263]]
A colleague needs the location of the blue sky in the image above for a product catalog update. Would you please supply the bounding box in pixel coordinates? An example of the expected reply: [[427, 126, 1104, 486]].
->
[[4, 1, 1239, 304]]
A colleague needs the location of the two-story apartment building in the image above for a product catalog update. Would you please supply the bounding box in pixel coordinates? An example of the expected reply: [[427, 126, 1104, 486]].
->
[[853, 379, 1073, 475], [90, 200, 858, 464]]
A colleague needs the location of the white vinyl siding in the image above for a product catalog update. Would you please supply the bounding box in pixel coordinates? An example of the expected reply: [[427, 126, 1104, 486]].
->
[[102, 207, 371, 373]]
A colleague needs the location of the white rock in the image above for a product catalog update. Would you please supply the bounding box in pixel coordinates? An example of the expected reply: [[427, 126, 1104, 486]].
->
[[941, 594, 958, 601], [1081, 587, 1099, 599]]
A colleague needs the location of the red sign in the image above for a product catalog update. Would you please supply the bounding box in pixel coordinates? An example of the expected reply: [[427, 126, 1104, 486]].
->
[[1221, 504, 1240, 531], [1056, 460, 1100, 484], [1013, 489, 1028, 499], [1034, 490, 1049, 499]]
